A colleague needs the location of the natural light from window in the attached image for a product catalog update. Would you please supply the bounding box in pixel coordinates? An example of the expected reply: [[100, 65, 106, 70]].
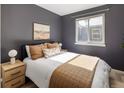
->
[[75, 14, 105, 47]]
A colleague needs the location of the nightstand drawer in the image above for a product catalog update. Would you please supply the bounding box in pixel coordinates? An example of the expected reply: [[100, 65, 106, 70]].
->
[[3, 66, 25, 82], [4, 75, 25, 88]]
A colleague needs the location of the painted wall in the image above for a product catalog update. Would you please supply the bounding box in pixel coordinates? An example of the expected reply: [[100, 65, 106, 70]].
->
[[1, 4, 124, 70], [62, 5, 124, 70], [1, 4, 61, 63]]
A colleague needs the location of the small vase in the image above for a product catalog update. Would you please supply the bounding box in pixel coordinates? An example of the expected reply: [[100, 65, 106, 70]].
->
[[10, 57, 16, 64]]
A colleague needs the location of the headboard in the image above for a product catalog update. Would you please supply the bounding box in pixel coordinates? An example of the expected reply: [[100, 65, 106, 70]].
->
[[20, 40, 56, 61]]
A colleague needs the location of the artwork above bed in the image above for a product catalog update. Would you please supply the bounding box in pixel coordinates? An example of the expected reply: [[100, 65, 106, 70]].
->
[[33, 22, 50, 40]]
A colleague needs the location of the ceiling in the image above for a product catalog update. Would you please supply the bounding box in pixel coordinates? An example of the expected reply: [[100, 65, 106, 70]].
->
[[37, 4, 104, 16]]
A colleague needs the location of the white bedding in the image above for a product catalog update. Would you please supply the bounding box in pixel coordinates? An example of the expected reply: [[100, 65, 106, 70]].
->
[[23, 52, 111, 88], [23, 52, 79, 88]]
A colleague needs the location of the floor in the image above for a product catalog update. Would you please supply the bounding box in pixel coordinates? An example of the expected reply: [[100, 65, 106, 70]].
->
[[109, 69, 124, 88], [20, 80, 38, 88]]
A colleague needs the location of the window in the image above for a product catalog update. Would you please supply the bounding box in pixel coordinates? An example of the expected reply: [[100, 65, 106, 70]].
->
[[75, 14, 105, 47]]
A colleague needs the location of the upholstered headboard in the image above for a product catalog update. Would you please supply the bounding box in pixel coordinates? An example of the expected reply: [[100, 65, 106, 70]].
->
[[20, 41, 56, 61]]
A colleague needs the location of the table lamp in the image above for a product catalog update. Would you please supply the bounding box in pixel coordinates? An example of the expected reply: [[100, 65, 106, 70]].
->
[[8, 49, 17, 64]]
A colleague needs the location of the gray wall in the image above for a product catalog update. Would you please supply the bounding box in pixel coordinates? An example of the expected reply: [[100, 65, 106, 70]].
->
[[1, 4, 61, 63], [62, 5, 124, 70], [1, 4, 124, 70]]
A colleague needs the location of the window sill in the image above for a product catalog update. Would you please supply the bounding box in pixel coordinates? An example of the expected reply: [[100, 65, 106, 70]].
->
[[75, 42, 106, 47]]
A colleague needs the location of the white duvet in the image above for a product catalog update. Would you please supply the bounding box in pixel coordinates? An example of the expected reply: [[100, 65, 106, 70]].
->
[[23, 52, 111, 88]]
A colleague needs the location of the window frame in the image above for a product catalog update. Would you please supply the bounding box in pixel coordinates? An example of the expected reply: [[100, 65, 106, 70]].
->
[[75, 13, 106, 47]]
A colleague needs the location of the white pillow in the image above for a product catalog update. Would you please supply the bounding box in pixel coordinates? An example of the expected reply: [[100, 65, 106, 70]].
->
[[43, 47, 61, 58], [25, 45, 31, 58]]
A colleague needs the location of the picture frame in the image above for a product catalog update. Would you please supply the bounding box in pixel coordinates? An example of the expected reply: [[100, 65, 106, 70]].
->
[[33, 22, 50, 40]]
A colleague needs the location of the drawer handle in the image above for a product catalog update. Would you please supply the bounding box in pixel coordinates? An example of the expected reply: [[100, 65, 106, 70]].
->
[[11, 80, 21, 86], [11, 71, 21, 76]]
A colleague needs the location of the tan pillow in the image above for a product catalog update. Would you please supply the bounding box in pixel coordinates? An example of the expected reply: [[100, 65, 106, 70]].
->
[[41, 43, 48, 49], [47, 43, 59, 48], [29, 45, 43, 60]]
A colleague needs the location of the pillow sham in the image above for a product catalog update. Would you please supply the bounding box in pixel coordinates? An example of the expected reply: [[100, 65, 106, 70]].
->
[[25, 45, 31, 58], [29, 45, 43, 60], [47, 43, 60, 49], [41, 44, 48, 56], [42, 43, 48, 49], [43, 47, 61, 58]]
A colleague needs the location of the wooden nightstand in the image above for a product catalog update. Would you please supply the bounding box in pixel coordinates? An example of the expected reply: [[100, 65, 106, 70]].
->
[[1, 60, 25, 88]]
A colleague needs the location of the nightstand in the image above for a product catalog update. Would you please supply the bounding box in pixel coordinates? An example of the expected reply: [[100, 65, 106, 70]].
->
[[1, 60, 25, 88]]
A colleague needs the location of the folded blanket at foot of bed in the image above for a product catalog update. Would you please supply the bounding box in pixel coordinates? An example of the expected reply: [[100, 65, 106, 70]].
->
[[49, 55, 99, 88]]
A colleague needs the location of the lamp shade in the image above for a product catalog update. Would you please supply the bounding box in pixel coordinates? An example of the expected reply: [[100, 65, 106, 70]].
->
[[8, 49, 17, 57]]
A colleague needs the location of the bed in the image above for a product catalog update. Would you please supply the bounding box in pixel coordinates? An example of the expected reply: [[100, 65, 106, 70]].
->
[[22, 50, 111, 88], [19, 41, 114, 88], [20, 41, 124, 88]]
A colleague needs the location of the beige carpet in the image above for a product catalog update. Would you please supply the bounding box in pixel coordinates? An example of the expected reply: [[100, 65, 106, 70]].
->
[[110, 69, 124, 88]]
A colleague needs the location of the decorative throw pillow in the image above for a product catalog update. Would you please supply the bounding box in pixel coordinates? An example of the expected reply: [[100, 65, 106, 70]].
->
[[43, 47, 61, 58], [41, 44, 48, 55], [29, 45, 43, 60], [41, 44, 47, 49], [25, 45, 31, 58], [47, 43, 60, 49]]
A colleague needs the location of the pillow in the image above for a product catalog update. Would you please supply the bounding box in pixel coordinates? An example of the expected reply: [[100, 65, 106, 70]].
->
[[47, 43, 60, 49], [25, 45, 31, 58], [29, 45, 43, 60], [41, 43, 48, 49], [43, 47, 61, 58], [41, 44, 48, 56]]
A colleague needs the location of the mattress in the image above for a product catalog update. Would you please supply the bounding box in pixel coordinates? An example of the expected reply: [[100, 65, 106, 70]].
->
[[23, 52, 111, 88]]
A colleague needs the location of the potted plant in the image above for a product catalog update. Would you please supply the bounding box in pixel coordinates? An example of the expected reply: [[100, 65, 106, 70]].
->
[[122, 43, 124, 48]]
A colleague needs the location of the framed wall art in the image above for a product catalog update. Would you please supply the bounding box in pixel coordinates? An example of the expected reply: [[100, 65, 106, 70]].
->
[[33, 23, 50, 40]]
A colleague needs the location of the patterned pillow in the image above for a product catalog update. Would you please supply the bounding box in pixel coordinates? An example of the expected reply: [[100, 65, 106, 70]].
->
[[43, 47, 61, 58]]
